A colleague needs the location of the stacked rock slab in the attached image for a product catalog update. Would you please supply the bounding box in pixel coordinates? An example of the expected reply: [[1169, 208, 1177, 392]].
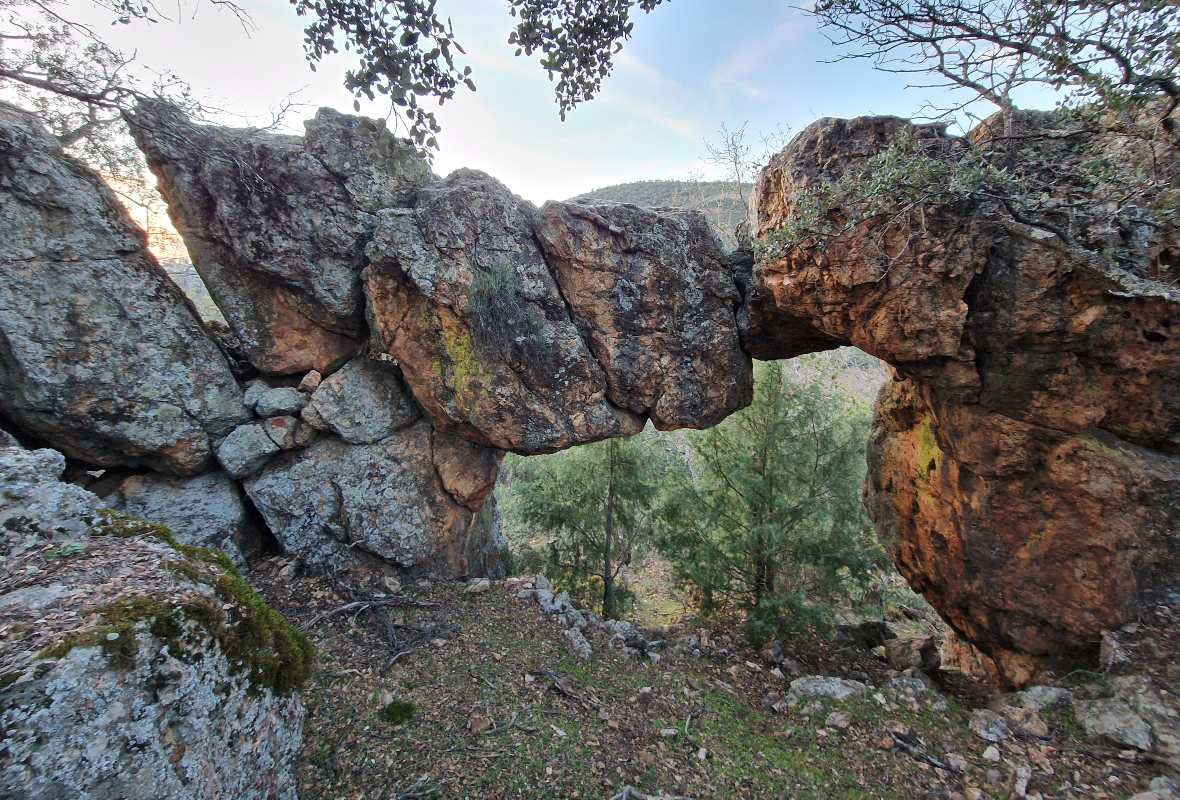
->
[[0, 446, 308, 800], [0, 103, 249, 475], [748, 112, 1180, 686], [534, 201, 752, 431], [365, 186, 753, 451], [364, 169, 642, 453], [244, 419, 501, 573]]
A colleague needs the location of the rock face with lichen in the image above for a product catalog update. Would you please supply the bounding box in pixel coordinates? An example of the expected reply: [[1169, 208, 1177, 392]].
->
[[0, 104, 249, 476], [364, 170, 642, 453], [0, 446, 309, 800], [866, 377, 1180, 685], [750, 111, 1180, 685], [127, 103, 432, 376], [535, 201, 752, 430]]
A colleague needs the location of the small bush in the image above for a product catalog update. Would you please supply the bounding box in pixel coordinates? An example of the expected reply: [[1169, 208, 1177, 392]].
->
[[379, 698, 416, 726]]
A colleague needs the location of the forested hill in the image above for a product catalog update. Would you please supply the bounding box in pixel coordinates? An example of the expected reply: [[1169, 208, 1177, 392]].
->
[[570, 180, 751, 247]]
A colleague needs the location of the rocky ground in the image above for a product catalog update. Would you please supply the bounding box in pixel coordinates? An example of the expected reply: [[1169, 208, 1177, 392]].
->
[[253, 564, 1176, 800]]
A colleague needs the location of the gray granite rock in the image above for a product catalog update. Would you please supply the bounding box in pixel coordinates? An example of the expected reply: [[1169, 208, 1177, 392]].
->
[[787, 676, 867, 702], [242, 379, 271, 411], [0, 104, 249, 475], [0, 447, 101, 561], [254, 388, 307, 417], [111, 470, 255, 565], [1075, 676, 1180, 767], [242, 420, 501, 574], [263, 415, 314, 450], [128, 103, 431, 376], [0, 513, 306, 800], [307, 356, 419, 444], [216, 423, 280, 479]]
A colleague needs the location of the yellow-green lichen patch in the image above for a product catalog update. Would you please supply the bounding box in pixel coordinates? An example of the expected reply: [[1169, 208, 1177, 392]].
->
[[439, 325, 484, 409], [915, 414, 941, 482]]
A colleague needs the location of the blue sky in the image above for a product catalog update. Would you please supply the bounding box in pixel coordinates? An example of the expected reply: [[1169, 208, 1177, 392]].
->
[[84, 0, 1015, 203]]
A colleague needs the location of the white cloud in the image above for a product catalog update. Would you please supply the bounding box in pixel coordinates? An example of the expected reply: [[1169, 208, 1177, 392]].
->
[[709, 9, 807, 103]]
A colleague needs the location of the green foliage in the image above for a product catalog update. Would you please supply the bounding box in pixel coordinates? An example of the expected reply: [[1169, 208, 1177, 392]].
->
[[757, 128, 1007, 261], [470, 263, 522, 350], [503, 432, 673, 618], [654, 361, 885, 643]]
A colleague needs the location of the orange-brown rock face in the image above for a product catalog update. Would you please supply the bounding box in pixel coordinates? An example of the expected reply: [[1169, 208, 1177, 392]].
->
[[866, 377, 1180, 686], [536, 202, 753, 430], [751, 112, 1180, 685]]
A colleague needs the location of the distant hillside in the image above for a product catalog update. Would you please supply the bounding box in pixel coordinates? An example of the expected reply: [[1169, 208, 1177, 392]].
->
[[571, 179, 751, 247]]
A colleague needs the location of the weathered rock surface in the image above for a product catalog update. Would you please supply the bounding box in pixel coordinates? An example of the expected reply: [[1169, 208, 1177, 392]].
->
[[216, 423, 280, 479], [0, 104, 248, 475], [752, 112, 1180, 685], [1075, 676, 1180, 768], [307, 356, 420, 444], [254, 387, 307, 418], [128, 103, 431, 375], [263, 415, 315, 450], [364, 170, 640, 453], [867, 376, 1180, 685], [243, 420, 501, 573], [0, 447, 100, 559], [787, 676, 867, 702], [746, 116, 982, 371], [109, 470, 257, 565], [0, 452, 309, 800], [535, 201, 752, 430]]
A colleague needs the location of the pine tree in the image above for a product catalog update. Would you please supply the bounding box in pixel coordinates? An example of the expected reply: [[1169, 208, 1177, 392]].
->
[[656, 360, 883, 642], [509, 433, 668, 618]]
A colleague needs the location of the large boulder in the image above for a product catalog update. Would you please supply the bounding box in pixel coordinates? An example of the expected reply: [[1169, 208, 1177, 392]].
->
[[1075, 675, 1180, 769], [242, 419, 502, 574], [364, 170, 640, 453], [867, 377, 1180, 685], [751, 112, 1180, 685], [535, 201, 752, 430], [0, 452, 309, 800], [128, 103, 431, 375], [745, 116, 986, 377], [0, 104, 249, 475], [108, 470, 259, 566]]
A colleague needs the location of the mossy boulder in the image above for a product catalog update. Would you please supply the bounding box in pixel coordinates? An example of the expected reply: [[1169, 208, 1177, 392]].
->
[[1, 456, 310, 800]]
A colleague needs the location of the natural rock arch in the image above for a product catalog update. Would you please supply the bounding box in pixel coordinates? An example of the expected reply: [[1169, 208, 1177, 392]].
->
[[1, 101, 1175, 689]]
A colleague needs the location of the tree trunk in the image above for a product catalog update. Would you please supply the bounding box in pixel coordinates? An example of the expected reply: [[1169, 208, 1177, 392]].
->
[[602, 440, 618, 618]]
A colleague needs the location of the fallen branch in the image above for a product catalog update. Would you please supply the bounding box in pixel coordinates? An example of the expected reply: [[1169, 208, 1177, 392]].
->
[[889, 730, 949, 771], [305, 596, 437, 629], [611, 787, 694, 800], [528, 669, 598, 710], [393, 774, 439, 799]]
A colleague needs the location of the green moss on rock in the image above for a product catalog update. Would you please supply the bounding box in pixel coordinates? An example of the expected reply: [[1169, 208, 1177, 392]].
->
[[39, 510, 314, 696]]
